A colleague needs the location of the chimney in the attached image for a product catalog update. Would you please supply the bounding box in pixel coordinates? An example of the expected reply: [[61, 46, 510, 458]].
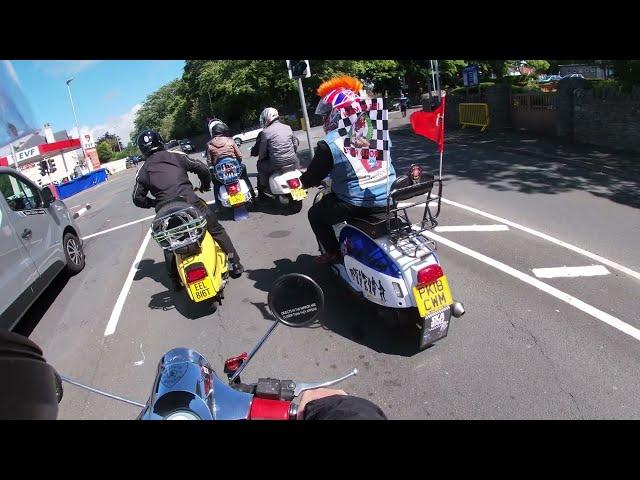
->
[[43, 123, 55, 143]]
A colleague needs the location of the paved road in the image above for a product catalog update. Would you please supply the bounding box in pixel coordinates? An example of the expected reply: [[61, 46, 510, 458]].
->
[[19, 108, 640, 419]]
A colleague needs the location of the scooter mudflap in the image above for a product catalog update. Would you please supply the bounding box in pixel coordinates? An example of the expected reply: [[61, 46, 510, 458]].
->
[[419, 306, 451, 350], [233, 206, 249, 221]]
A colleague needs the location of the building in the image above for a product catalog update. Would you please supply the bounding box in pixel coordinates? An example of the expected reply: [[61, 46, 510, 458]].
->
[[0, 123, 101, 187], [558, 64, 614, 80]]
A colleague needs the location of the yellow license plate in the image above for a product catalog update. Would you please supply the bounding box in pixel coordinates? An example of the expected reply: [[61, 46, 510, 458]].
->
[[229, 192, 245, 205], [187, 277, 215, 302], [413, 275, 454, 318], [290, 188, 307, 201]]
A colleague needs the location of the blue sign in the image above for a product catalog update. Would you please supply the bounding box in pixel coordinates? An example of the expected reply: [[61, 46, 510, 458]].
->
[[463, 65, 479, 87]]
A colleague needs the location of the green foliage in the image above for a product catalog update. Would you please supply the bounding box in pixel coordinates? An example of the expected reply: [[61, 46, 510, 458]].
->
[[131, 60, 558, 141], [612, 60, 640, 91], [525, 60, 550, 73], [587, 78, 622, 91], [96, 141, 114, 162]]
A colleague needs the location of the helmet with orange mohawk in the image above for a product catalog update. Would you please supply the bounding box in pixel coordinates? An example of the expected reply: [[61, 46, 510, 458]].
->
[[315, 75, 365, 132]]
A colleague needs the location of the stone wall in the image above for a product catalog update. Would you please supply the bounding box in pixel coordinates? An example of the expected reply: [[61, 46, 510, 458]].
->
[[573, 86, 640, 153]]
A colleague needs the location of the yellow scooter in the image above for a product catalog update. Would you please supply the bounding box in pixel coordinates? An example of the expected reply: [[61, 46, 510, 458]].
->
[[151, 197, 228, 310]]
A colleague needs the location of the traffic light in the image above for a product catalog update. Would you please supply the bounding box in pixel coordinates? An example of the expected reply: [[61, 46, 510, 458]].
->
[[48, 159, 57, 173], [287, 60, 311, 79], [38, 160, 48, 176]]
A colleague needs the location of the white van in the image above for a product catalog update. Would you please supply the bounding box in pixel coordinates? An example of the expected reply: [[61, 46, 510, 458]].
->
[[0, 166, 86, 330]]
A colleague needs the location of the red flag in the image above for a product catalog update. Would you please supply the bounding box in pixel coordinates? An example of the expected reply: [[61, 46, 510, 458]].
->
[[410, 95, 446, 152]]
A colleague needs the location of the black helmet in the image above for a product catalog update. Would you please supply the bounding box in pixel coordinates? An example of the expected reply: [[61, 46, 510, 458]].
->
[[137, 129, 165, 157], [208, 119, 230, 138]]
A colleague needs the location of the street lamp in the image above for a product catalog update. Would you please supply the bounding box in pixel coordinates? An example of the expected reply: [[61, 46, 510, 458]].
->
[[66, 78, 88, 168]]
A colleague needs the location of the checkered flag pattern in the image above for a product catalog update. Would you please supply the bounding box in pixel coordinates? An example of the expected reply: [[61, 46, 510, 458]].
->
[[339, 98, 390, 161]]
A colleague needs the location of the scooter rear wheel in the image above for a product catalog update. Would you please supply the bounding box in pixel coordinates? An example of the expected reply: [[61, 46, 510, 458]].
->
[[288, 199, 303, 213]]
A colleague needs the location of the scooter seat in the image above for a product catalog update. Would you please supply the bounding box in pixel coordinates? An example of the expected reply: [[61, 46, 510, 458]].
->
[[275, 164, 299, 174], [346, 212, 407, 239]]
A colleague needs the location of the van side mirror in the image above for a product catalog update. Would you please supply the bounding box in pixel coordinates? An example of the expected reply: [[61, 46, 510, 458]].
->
[[41, 187, 55, 207]]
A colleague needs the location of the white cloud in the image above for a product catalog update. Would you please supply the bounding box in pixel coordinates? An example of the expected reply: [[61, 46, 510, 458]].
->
[[3, 60, 21, 87], [33, 60, 101, 77], [68, 103, 142, 145]]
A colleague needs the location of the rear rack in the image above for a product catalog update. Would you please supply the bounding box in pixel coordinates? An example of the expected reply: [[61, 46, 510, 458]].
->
[[151, 206, 207, 252], [386, 177, 442, 258]]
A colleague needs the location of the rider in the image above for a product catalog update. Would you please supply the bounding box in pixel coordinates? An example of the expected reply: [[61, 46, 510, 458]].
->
[[132, 129, 244, 287], [206, 119, 257, 204], [0, 330, 387, 420], [300, 76, 396, 265], [254, 107, 300, 203]]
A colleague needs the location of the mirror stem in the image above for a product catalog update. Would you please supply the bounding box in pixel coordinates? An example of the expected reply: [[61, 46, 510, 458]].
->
[[229, 321, 279, 384], [60, 374, 146, 408]]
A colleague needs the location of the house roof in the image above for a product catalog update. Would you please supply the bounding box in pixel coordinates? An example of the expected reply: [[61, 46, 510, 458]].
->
[[19, 130, 70, 150]]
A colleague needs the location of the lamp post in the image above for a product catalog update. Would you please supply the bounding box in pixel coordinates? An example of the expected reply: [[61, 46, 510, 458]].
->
[[66, 78, 88, 168]]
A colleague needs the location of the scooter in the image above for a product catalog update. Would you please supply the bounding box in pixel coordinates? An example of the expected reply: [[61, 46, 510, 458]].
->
[[58, 274, 358, 420], [150, 195, 228, 310], [210, 157, 253, 221], [314, 164, 465, 351], [252, 135, 307, 213]]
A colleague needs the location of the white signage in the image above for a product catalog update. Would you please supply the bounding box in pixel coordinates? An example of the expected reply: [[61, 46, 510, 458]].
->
[[82, 133, 95, 149], [17, 147, 39, 162]]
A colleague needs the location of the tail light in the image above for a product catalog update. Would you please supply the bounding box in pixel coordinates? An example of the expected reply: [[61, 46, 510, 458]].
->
[[417, 264, 444, 287], [226, 182, 240, 195], [185, 263, 207, 283], [287, 178, 301, 189]]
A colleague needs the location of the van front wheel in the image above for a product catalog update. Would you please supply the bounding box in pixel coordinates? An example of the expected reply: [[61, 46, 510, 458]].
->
[[64, 232, 85, 274]]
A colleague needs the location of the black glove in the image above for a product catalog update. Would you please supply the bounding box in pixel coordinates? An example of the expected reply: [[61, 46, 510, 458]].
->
[[303, 395, 388, 420]]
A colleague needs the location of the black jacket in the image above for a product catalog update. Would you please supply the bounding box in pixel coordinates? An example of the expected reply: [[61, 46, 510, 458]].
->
[[132, 150, 211, 210], [299, 140, 333, 189]]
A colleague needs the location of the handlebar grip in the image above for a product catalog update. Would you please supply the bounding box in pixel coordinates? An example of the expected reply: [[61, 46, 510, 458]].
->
[[249, 397, 293, 420]]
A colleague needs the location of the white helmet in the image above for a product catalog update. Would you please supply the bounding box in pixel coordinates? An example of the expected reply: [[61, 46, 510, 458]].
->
[[259, 107, 279, 128]]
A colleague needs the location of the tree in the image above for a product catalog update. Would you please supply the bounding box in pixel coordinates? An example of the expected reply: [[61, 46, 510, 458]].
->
[[612, 60, 640, 91], [96, 141, 113, 162], [131, 79, 185, 142], [96, 131, 122, 152], [525, 60, 550, 74]]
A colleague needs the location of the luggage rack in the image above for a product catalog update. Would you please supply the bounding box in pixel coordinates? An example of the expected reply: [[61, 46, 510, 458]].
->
[[151, 205, 207, 252], [385, 173, 442, 258]]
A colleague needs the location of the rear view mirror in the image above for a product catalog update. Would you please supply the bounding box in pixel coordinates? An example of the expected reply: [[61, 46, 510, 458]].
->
[[268, 273, 324, 327]]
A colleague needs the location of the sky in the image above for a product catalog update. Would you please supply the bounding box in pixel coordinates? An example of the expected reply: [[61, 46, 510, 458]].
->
[[5, 60, 185, 150]]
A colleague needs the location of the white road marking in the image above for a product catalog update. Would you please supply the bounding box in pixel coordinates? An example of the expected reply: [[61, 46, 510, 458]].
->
[[82, 200, 215, 241], [532, 265, 610, 278], [83, 215, 155, 240], [133, 343, 146, 366], [435, 224, 509, 232], [104, 229, 152, 337], [420, 228, 640, 343], [397, 200, 440, 208], [441, 198, 640, 282]]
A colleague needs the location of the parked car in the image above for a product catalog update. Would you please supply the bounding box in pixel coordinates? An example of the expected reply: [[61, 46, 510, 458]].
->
[[165, 139, 180, 150], [179, 139, 194, 153], [232, 124, 263, 147], [0, 166, 86, 330]]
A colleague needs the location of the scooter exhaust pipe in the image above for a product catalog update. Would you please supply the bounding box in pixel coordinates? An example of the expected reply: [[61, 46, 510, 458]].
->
[[451, 302, 465, 318]]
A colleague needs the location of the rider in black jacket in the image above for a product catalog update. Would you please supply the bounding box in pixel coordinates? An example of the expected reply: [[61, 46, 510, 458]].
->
[[132, 129, 244, 286]]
